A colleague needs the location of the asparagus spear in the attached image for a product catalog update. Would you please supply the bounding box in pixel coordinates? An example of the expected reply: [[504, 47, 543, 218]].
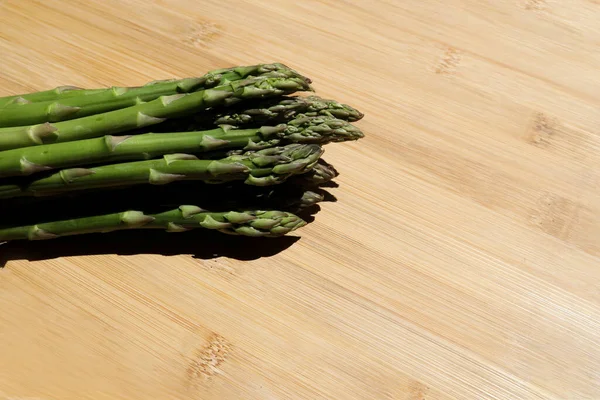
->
[[0, 73, 312, 151], [0, 63, 298, 127], [148, 95, 364, 132], [0, 168, 334, 229], [0, 157, 338, 212], [0, 115, 362, 178], [294, 158, 339, 186], [0, 63, 297, 107], [0, 208, 306, 241], [0, 86, 104, 108], [0, 143, 323, 199], [214, 95, 364, 125]]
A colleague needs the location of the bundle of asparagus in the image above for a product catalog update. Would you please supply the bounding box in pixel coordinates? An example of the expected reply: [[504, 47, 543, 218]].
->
[[0, 62, 364, 242]]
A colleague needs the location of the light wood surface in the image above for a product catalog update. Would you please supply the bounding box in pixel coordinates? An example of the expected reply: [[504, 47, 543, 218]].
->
[[1, 1, 599, 399]]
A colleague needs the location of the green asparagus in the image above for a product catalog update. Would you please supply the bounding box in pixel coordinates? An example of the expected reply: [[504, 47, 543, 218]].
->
[[0, 63, 300, 127], [0, 143, 323, 199], [0, 73, 312, 151], [0, 86, 105, 108], [0, 208, 306, 241], [0, 156, 339, 214], [0, 115, 362, 178], [0, 169, 334, 228], [0, 63, 298, 107], [214, 95, 364, 125], [0, 61, 365, 243], [149, 95, 364, 132], [294, 158, 339, 186]]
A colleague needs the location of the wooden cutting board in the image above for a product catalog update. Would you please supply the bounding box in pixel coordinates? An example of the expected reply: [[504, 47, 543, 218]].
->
[[1, 1, 599, 399]]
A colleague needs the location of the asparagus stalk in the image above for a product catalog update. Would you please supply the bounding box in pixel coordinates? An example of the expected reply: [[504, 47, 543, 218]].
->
[[0, 158, 338, 212], [0, 143, 323, 199], [0, 63, 298, 127], [0, 115, 362, 178], [214, 95, 364, 125], [0, 184, 326, 224], [0, 208, 306, 241], [0, 73, 312, 151], [294, 158, 339, 186], [0, 63, 297, 107], [149, 95, 364, 132], [0, 86, 105, 108], [0, 167, 334, 228]]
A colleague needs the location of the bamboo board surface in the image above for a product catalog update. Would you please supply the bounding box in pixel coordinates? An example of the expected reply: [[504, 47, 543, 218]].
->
[[1, 1, 600, 399]]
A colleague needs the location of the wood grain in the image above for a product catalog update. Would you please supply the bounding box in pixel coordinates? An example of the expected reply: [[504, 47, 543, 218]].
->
[[1, 1, 599, 399]]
